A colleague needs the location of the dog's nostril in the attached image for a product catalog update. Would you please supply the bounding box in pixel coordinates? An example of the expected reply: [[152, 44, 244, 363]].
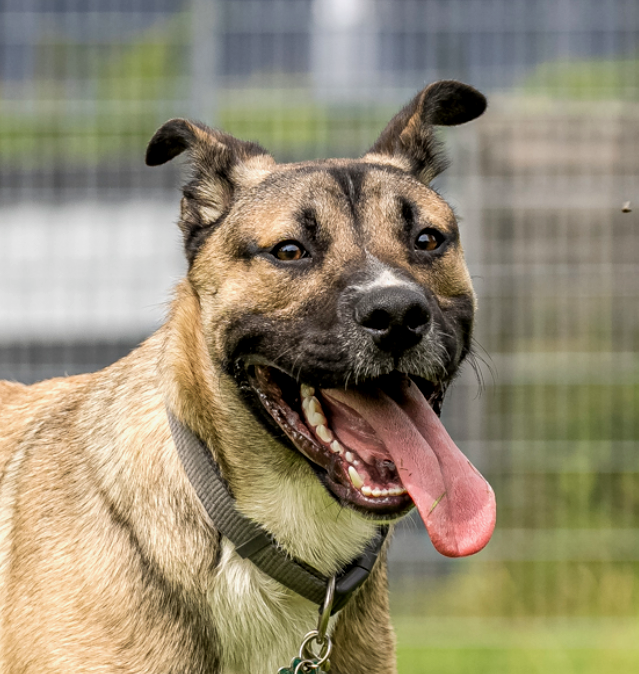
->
[[361, 308, 392, 332], [405, 304, 430, 332]]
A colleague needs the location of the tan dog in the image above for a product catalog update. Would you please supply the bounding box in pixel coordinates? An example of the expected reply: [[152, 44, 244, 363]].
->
[[0, 81, 495, 674]]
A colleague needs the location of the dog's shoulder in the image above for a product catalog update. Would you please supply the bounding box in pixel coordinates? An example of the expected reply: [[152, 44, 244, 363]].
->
[[0, 374, 96, 489], [0, 373, 94, 430], [0, 380, 28, 476], [0, 380, 26, 407]]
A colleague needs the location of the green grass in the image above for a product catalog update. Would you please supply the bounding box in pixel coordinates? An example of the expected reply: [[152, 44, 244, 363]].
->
[[397, 646, 639, 674], [395, 617, 639, 673]]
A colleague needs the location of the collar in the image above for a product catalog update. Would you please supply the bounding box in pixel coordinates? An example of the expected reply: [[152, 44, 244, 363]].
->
[[166, 408, 388, 613]]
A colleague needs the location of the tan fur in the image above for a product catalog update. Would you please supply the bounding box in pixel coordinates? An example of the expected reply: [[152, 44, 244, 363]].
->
[[0, 306, 390, 673], [0, 81, 484, 673], [361, 151, 412, 173]]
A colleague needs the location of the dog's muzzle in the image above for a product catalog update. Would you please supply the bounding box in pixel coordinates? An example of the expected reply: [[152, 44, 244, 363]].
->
[[353, 286, 431, 354]]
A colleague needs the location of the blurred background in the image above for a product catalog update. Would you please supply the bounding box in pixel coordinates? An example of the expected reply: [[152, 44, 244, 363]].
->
[[1, 0, 638, 672]]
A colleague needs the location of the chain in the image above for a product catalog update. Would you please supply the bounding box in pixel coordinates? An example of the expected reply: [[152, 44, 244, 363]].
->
[[278, 577, 336, 674]]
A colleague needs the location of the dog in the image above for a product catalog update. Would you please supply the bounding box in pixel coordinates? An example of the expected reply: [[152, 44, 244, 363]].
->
[[0, 80, 495, 674]]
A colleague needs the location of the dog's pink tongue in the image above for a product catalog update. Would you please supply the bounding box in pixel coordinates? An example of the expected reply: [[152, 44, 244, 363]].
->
[[323, 379, 496, 557]]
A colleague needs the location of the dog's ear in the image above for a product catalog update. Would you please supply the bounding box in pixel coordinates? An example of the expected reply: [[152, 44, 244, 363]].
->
[[146, 118, 269, 169], [365, 80, 486, 183], [146, 119, 274, 264]]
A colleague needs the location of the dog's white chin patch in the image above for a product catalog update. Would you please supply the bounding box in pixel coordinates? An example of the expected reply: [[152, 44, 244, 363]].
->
[[321, 376, 496, 558]]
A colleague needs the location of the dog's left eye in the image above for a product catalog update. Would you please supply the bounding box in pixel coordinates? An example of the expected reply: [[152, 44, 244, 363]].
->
[[415, 228, 445, 252], [271, 240, 308, 261]]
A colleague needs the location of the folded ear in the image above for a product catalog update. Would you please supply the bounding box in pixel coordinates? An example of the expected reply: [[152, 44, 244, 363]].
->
[[365, 80, 486, 183], [146, 118, 270, 170], [146, 119, 274, 264]]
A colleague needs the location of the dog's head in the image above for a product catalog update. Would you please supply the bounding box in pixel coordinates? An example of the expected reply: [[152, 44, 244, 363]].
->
[[148, 81, 495, 558]]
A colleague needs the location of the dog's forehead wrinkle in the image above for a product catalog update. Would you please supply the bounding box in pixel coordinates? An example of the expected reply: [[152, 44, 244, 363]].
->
[[327, 165, 367, 211]]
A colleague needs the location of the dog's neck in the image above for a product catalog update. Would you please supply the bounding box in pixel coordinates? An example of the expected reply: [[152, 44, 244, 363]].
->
[[159, 280, 380, 577], [159, 281, 222, 454]]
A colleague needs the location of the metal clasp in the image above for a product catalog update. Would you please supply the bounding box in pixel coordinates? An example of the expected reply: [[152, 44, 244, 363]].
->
[[278, 577, 336, 674], [301, 576, 337, 671]]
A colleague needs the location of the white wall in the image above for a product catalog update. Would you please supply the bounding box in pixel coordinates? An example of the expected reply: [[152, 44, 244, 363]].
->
[[0, 200, 186, 342]]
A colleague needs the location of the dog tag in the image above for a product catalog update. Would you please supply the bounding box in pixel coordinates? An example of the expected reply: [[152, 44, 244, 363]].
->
[[277, 632, 331, 674], [278, 655, 329, 674]]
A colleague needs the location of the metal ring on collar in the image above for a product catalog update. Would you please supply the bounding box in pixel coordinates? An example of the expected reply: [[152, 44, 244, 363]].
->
[[299, 630, 332, 667], [317, 575, 335, 641]]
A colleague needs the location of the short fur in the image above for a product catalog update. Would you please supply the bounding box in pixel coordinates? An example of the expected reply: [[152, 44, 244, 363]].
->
[[0, 81, 485, 673]]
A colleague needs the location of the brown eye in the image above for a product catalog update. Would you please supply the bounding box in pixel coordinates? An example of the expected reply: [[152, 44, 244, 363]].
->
[[271, 240, 307, 261], [415, 228, 444, 252]]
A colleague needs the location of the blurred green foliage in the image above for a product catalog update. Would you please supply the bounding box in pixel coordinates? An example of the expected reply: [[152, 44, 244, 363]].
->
[[5, 12, 637, 170], [488, 385, 639, 442], [394, 561, 639, 618], [397, 642, 639, 674], [0, 14, 188, 167], [0, 12, 392, 167], [524, 58, 639, 100]]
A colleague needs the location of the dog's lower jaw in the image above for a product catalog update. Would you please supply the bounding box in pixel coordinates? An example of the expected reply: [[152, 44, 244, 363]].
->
[[203, 387, 384, 575]]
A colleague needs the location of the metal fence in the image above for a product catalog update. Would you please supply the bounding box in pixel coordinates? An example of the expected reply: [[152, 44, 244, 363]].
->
[[2, 0, 639, 670]]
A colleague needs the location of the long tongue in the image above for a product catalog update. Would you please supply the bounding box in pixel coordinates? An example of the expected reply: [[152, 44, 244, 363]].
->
[[323, 378, 496, 557]]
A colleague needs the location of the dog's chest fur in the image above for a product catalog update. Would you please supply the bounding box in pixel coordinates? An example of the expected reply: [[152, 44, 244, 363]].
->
[[209, 541, 336, 674], [203, 452, 379, 672]]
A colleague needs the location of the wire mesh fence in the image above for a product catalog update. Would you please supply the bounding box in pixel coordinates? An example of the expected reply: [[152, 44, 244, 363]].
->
[[2, 0, 639, 671]]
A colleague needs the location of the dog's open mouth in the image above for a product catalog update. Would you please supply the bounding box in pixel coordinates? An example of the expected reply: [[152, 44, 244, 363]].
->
[[243, 364, 496, 558]]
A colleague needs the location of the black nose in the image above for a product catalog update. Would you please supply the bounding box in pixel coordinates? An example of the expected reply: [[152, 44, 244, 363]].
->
[[354, 286, 431, 353]]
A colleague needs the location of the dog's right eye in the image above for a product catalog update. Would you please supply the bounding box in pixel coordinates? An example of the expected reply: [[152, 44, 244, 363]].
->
[[270, 240, 308, 261], [415, 228, 446, 252]]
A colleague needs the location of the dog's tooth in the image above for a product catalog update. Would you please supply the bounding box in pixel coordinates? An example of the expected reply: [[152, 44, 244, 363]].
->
[[305, 398, 327, 427], [308, 411, 326, 428], [380, 488, 389, 497], [330, 440, 343, 454], [301, 384, 314, 398], [372, 487, 382, 497], [361, 485, 373, 497], [308, 397, 321, 416], [345, 451, 354, 463], [303, 397, 322, 426], [316, 424, 333, 443], [348, 466, 364, 489]]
